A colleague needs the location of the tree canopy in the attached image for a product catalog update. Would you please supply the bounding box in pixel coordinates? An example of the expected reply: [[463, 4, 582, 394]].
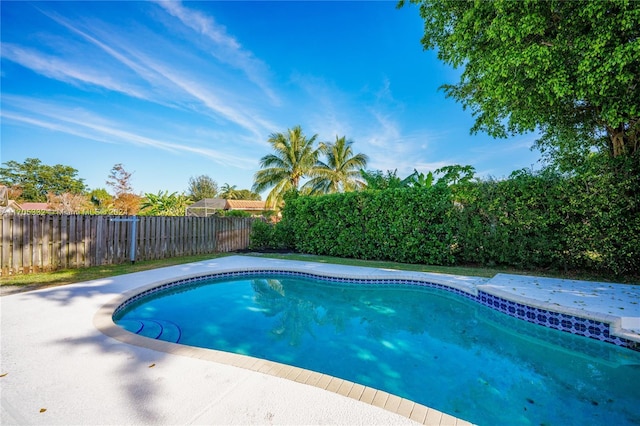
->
[[400, 0, 640, 162], [187, 175, 218, 201], [106, 163, 134, 197], [0, 158, 86, 202]]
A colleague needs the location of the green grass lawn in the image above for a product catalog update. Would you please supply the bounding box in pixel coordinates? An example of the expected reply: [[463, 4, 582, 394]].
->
[[246, 252, 503, 277], [0, 253, 232, 291], [250, 253, 635, 283], [2, 251, 623, 294]]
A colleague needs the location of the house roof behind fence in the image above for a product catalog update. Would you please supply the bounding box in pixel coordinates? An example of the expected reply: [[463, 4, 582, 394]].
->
[[225, 200, 267, 211], [18, 202, 54, 212], [188, 198, 227, 209]]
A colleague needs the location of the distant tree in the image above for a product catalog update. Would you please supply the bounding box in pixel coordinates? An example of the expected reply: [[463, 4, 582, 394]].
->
[[253, 126, 320, 208], [219, 183, 240, 199], [435, 165, 476, 187], [105, 163, 140, 214], [47, 192, 92, 214], [0, 158, 86, 202], [106, 163, 134, 197], [435, 164, 477, 205], [305, 136, 369, 194], [360, 169, 404, 190], [187, 175, 218, 201], [139, 191, 191, 216], [235, 189, 261, 201], [113, 193, 142, 215], [88, 188, 115, 213], [400, 0, 640, 163], [360, 168, 437, 191]]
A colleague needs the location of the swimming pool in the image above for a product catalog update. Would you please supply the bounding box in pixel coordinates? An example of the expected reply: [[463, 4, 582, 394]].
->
[[113, 271, 640, 426]]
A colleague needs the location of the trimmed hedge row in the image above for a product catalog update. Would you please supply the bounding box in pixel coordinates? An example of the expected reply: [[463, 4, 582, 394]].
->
[[281, 184, 456, 265], [251, 160, 640, 278]]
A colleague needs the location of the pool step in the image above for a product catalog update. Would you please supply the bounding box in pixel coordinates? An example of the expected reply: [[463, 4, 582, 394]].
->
[[117, 319, 182, 343]]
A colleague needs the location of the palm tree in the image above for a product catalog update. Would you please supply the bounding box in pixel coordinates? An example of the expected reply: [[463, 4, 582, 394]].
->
[[253, 126, 320, 208], [219, 183, 240, 199], [304, 136, 369, 194]]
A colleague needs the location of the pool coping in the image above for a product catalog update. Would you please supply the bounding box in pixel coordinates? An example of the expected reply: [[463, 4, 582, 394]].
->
[[93, 256, 639, 425], [95, 313, 463, 425]]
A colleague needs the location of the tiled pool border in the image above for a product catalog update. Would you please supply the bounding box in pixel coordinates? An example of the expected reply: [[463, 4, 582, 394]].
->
[[111, 268, 639, 352]]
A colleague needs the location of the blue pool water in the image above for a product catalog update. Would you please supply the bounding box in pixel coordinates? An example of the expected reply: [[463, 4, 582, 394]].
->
[[114, 274, 640, 426]]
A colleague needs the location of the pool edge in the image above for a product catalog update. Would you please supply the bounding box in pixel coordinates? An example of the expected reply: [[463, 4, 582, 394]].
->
[[93, 294, 470, 426]]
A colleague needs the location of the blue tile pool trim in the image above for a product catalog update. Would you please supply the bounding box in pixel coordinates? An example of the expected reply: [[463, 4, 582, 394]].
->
[[113, 269, 639, 352], [476, 291, 632, 348]]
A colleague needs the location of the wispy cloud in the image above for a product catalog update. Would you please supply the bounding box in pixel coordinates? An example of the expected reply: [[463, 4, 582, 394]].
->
[[358, 109, 454, 176], [4, 7, 278, 141], [289, 71, 446, 177], [155, 0, 281, 106], [113, 51, 272, 139], [42, 12, 179, 100], [366, 136, 450, 177], [1, 96, 256, 169], [0, 42, 148, 99], [285, 72, 353, 143], [47, 12, 270, 134], [365, 110, 402, 148]]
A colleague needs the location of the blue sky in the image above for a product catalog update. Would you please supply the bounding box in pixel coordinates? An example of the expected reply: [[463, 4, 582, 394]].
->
[[1, 1, 541, 197]]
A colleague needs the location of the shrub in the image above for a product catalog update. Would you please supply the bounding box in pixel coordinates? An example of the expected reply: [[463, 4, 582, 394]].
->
[[249, 219, 294, 250]]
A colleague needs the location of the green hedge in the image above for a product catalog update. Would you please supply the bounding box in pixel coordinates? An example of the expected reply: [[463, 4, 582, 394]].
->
[[453, 169, 569, 269], [250, 158, 640, 278], [280, 185, 457, 265]]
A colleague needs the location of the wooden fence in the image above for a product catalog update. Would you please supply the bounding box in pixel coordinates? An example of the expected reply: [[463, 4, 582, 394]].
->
[[0, 214, 256, 276]]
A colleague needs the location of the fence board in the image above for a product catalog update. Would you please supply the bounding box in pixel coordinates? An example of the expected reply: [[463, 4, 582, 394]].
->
[[83, 216, 90, 267], [95, 215, 103, 266], [14, 215, 23, 273], [177, 217, 184, 256], [68, 215, 76, 268], [60, 215, 68, 269], [32, 216, 42, 273], [73, 215, 81, 268], [1, 216, 9, 276], [42, 216, 51, 271]]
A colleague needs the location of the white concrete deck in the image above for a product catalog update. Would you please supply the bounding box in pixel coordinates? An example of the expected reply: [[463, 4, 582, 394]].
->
[[1, 255, 638, 425]]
